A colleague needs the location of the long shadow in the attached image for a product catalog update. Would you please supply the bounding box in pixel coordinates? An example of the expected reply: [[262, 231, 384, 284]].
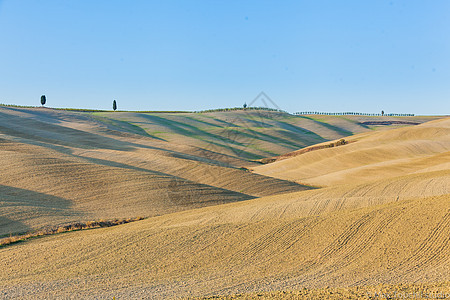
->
[[28, 108, 168, 141], [2, 107, 167, 144], [275, 121, 328, 143], [0, 217, 32, 240], [86, 119, 262, 165], [192, 113, 309, 154], [138, 114, 307, 160], [2, 106, 96, 125], [0, 185, 75, 237], [3, 108, 329, 163], [0, 111, 135, 151], [343, 117, 372, 129], [182, 115, 227, 128], [90, 115, 167, 142], [187, 146, 252, 165], [69, 153, 258, 201], [166, 144, 255, 164], [0, 111, 211, 161], [1, 107, 62, 125], [0, 112, 245, 169], [209, 117, 240, 128], [237, 116, 275, 128], [245, 128, 306, 149], [128, 114, 301, 159], [71, 152, 220, 185], [273, 129, 319, 148], [71, 151, 311, 199], [139, 114, 248, 146], [235, 113, 327, 147], [296, 116, 353, 136], [85, 115, 255, 164], [204, 138, 271, 160]]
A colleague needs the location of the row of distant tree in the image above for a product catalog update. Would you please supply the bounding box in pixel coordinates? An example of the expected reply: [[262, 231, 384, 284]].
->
[[294, 111, 415, 117], [197, 106, 289, 114], [40, 95, 118, 111], [36, 96, 413, 116]]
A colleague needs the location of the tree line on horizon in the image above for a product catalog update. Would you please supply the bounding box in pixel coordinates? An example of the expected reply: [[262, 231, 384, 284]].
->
[[295, 111, 415, 117], [1, 96, 414, 117]]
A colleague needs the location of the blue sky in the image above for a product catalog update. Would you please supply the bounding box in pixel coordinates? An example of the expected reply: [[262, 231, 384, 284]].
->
[[0, 1, 449, 114]]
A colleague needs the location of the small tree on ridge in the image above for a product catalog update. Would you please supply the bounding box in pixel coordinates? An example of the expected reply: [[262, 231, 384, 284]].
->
[[113, 100, 117, 111], [40, 95, 46, 106]]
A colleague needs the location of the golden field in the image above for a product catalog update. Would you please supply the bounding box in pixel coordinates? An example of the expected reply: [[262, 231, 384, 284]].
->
[[0, 106, 448, 299]]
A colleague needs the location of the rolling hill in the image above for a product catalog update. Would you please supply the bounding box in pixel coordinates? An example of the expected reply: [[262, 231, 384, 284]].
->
[[253, 117, 450, 187], [3, 106, 433, 236], [0, 106, 448, 298]]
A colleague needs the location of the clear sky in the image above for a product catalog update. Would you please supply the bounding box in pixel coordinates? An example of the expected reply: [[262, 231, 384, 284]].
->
[[0, 1, 449, 114]]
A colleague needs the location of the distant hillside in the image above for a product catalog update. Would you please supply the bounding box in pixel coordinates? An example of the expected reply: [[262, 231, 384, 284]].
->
[[87, 109, 441, 164], [253, 117, 450, 187]]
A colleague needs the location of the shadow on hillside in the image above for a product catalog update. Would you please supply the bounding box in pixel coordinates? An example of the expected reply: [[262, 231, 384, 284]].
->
[[2, 106, 89, 125], [0, 109, 264, 161], [139, 114, 249, 145], [182, 115, 228, 128], [0, 111, 138, 151], [296, 116, 353, 136], [3, 107, 167, 142], [0, 111, 253, 169], [0, 185, 75, 236], [0, 110, 177, 153], [69, 154, 253, 197], [70, 152, 311, 197], [277, 121, 328, 141], [143, 115, 301, 153], [91, 117, 167, 142], [0, 217, 32, 238]]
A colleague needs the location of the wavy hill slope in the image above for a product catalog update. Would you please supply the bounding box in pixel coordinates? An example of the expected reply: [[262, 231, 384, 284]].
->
[[91, 110, 440, 163], [1, 116, 449, 298], [0, 107, 311, 236], [0, 180, 447, 298], [0, 137, 257, 236], [3, 106, 438, 236], [0, 106, 448, 298], [253, 117, 450, 187]]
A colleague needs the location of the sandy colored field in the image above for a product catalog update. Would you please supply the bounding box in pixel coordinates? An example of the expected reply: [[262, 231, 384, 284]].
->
[[254, 117, 450, 187], [1, 107, 317, 236], [3, 107, 426, 236], [0, 106, 448, 298], [1, 193, 448, 298], [195, 282, 450, 299]]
